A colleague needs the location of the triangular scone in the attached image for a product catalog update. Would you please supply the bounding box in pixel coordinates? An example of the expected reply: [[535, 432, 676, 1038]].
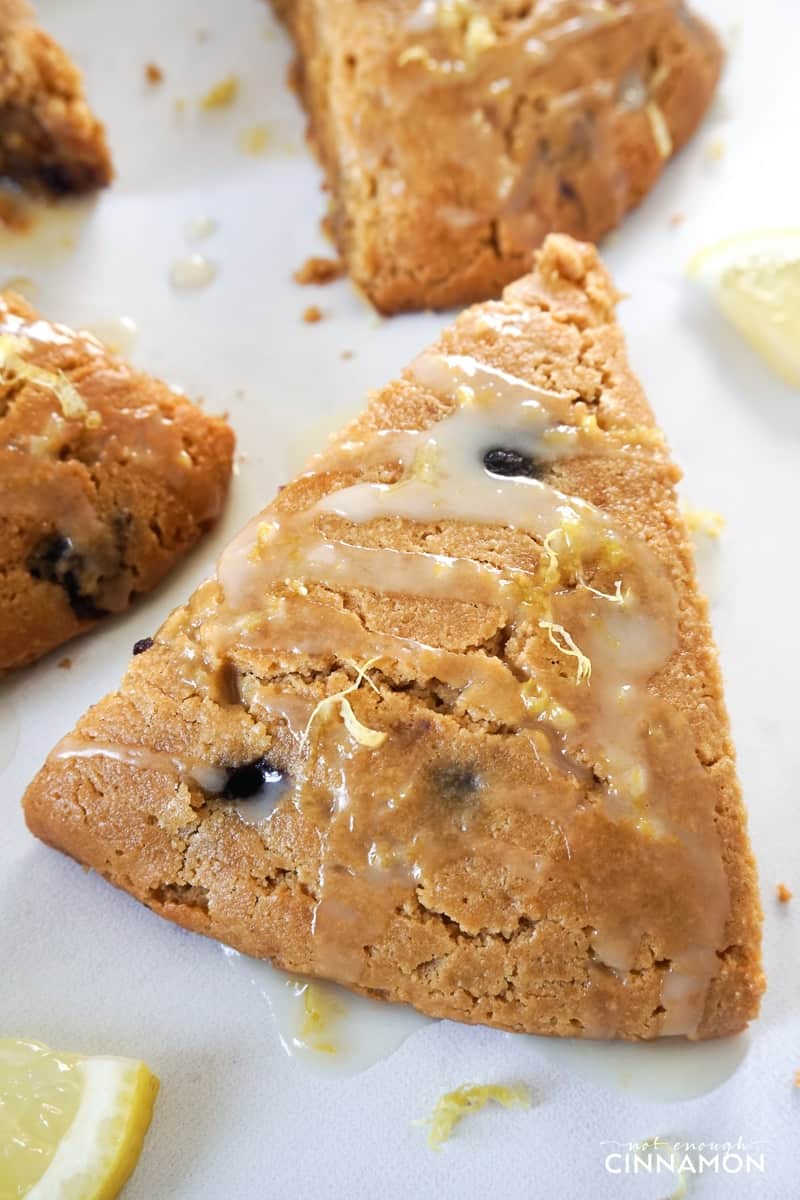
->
[[24, 236, 763, 1040], [0, 0, 112, 194], [275, 0, 722, 312], [0, 292, 234, 670]]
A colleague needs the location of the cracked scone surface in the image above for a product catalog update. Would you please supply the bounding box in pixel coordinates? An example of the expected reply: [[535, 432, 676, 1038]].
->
[[0, 292, 234, 670], [24, 235, 763, 1040], [0, 0, 111, 193], [275, 0, 722, 312]]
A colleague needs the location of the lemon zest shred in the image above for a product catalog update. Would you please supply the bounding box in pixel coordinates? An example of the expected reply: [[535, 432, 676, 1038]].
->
[[577, 574, 626, 605], [681, 503, 726, 538], [339, 697, 387, 748], [539, 620, 592, 684], [248, 520, 279, 563], [300, 657, 385, 749], [464, 13, 497, 60], [0, 333, 87, 419], [416, 1083, 530, 1151], [539, 528, 562, 588], [200, 75, 239, 109], [397, 44, 436, 68], [637, 1138, 688, 1199], [645, 100, 673, 158], [299, 983, 344, 1054]]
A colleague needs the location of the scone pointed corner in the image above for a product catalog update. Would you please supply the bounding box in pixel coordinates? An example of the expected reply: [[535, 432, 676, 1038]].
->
[[0, 0, 113, 194], [23, 234, 763, 1041]]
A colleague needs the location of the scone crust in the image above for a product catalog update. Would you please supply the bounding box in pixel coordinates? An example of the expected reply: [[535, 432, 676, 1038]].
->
[[0, 293, 234, 670], [23, 237, 763, 1040], [276, 0, 722, 312]]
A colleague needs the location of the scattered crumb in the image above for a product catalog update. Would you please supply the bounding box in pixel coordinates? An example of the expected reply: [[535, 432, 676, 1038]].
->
[[239, 125, 270, 155], [57, 657, 72, 670], [302, 305, 324, 324], [200, 75, 239, 110], [416, 1084, 530, 1151], [294, 256, 345, 286], [0, 190, 32, 232], [706, 137, 726, 163], [795, 1069, 800, 1088], [195, 27, 209, 42], [1, 275, 37, 299], [174, 97, 186, 116], [681, 503, 725, 539], [320, 211, 336, 243], [669, 213, 685, 228], [777, 883, 793, 904], [341, 349, 355, 360], [287, 59, 301, 97], [145, 63, 164, 85]]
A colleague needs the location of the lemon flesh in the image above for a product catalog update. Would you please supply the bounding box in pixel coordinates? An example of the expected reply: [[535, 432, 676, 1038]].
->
[[690, 230, 800, 387], [0, 1039, 159, 1200]]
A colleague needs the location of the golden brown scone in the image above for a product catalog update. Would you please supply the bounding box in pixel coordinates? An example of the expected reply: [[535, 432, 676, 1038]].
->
[[0, 0, 112, 193], [0, 292, 234, 670], [24, 236, 763, 1040], [274, 0, 722, 312]]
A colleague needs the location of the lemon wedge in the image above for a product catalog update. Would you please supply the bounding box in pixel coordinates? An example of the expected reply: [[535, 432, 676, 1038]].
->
[[689, 229, 800, 386], [0, 1039, 159, 1199]]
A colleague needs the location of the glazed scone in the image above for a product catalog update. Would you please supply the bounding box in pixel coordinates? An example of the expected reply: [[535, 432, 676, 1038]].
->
[[24, 236, 763, 1040], [275, 0, 722, 312], [0, 0, 112, 193], [0, 293, 234, 670]]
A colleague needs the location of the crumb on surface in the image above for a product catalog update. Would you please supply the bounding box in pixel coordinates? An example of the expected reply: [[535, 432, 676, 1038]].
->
[[303, 305, 323, 324], [669, 213, 685, 228], [145, 63, 164, 85], [416, 1083, 530, 1151], [239, 125, 270, 155], [200, 75, 239, 110], [706, 136, 726, 163], [341, 349, 354, 360], [0, 190, 32, 232], [57, 657, 72, 670], [777, 883, 793, 903], [294, 256, 345, 286], [681, 503, 725, 539], [1, 275, 37, 299]]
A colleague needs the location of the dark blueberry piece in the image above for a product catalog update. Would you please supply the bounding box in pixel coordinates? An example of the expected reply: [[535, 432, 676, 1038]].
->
[[38, 163, 75, 195], [28, 534, 106, 621], [431, 765, 481, 805], [222, 757, 285, 801], [132, 637, 154, 656], [482, 447, 542, 480]]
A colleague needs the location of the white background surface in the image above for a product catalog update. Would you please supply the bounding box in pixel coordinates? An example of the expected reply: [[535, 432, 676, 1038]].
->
[[1, 0, 799, 1195]]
